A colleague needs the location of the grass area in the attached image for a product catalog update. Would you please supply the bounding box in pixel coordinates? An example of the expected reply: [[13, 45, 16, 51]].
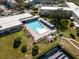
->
[[37, 39, 59, 53], [0, 29, 33, 59], [0, 29, 59, 59], [63, 27, 76, 38], [0, 19, 79, 59], [63, 23, 79, 42]]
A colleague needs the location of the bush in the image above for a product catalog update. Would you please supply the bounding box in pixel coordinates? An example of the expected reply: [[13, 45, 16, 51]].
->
[[13, 37, 21, 49], [70, 22, 74, 27], [21, 44, 27, 53], [63, 20, 69, 25], [76, 29, 79, 36], [32, 45, 39, 56], [77, 33, 79, 36], [54, 37, 57, 41], [33, 7, 38, 11], [59, 32, 63, 37], [70, 34, 75, 39]]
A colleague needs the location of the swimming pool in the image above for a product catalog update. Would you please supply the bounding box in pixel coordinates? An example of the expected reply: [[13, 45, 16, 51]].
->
[[27, 20, 47, 34]]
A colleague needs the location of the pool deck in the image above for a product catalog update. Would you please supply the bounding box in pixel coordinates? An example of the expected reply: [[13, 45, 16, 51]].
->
[[24, 18, 57, 41], [26, 26, 56, 41]]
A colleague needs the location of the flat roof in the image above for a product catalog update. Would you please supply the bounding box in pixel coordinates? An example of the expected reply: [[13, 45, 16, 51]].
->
[[0, 13, 33, 30], [41, 6, 72, 11], [41, 2, 79, 18], [66, 2, 79, 18], [66, 2, 79, 8]]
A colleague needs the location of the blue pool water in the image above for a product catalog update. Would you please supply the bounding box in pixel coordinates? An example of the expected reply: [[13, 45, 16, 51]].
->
[[27, 20, 44, 32]]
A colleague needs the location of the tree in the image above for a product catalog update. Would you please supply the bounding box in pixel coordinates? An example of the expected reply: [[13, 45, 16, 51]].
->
[[13, 37, 21, 49], [70, 22, 74, 27], [49, 9, 70, 31], [77, 32, 79, 36], [21, 44, 27, 53], [32, 45, 39, 56], [15, 0, 25, 10], [76, 28, 79, 36], [25, 3, 32, 9], [50, 9, 72, 20]]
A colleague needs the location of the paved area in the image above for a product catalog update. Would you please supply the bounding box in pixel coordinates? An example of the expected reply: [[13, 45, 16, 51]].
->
[[61, 37, 79, 50]]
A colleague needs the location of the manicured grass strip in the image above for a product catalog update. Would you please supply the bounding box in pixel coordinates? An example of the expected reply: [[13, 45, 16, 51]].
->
[[0, 30, 33, 59]]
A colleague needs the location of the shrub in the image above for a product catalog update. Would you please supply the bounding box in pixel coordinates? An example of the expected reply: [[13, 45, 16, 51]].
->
[[70, 34, 75, 39], [70, 22, 74, 27], [13, 37, 21, 49], [32, 45, 39, 56], [77, 33, 79, 36], [54, 37, 57, 41], [21, 44, 27, 53], [59, 32, 63, 37], [32, 7, 38, 11]]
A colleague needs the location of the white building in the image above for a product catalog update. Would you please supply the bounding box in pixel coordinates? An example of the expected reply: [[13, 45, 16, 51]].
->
[[40, 2, 79, 22], [40, 6, 72, 15], [0, 13, 34, 35], [66, 2, 79, 22]]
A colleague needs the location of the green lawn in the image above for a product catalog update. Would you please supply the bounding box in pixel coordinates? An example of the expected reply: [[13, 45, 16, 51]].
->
[[63, 24, 79, 41], [0, 29, 33, 59], [0, 29, 59, 59], [0, 19, 79, 59], [60, 20, 79, 59]]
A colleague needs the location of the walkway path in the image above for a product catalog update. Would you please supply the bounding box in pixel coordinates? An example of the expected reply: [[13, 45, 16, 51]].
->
[[61, 37, 79, 50], [70, 39, 79, 45]]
